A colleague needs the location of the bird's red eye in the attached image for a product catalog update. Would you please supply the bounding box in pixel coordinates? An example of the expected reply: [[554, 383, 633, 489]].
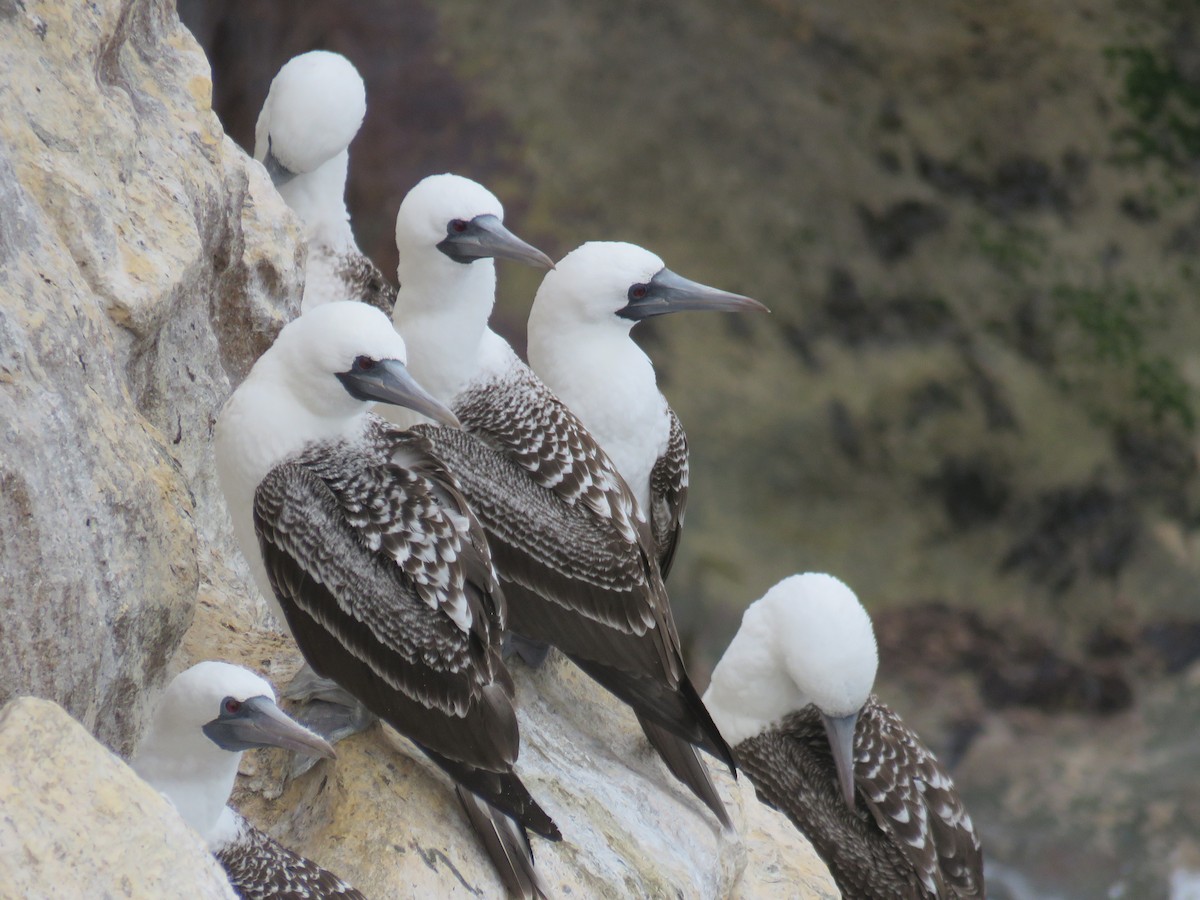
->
[[629, 283, 649, 301], [355, 356, 377, 371], [223, 698, 242, 715], [450, 219, 469, 234]]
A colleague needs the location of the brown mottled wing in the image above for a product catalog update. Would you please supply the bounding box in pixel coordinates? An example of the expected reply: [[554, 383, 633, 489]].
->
[[738, 711, 925, 900], [338, 251, 397, 316], [856, 699, 985, 898], [216, 814, 364, 899], [253, 445, 517, 771], [650, 407, 689, 579], [422, 364, 735, 772], [455, 364, 644, 545], [416, 364, 683, 678]]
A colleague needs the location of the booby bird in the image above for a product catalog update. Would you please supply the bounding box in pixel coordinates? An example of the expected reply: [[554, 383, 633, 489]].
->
[[526, 240, 767, 579], [215, 301, 559, 898], [525, 240, 764, 825], [704, 573, 985, 899], [131, 661, 362, 898], [255, 51, 395, 315], [384, 175, 736, 826]]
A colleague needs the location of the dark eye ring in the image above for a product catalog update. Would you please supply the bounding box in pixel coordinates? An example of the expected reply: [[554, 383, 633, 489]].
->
[[449, 219, 469, 234], [355, 356, 377, 371], [223, 697, 242, 715], [628, 283, 649, 301]]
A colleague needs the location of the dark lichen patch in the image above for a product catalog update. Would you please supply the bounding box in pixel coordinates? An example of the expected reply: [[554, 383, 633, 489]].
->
[[923, 454, 1012, 529], [1000, 483, 1139, 592], [857, 199, 948, 262], [917, 151, 1088, 217], [818, 268, 958, 346], [903, 379, 965, 429], [1112, 420, 1199, 516]]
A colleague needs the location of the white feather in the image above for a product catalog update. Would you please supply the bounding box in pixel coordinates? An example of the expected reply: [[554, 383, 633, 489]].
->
[[527, 242, 673, 512], [704, 572, 880, 745], [131, 662, 275, 847], [215, 302, 412, 631], [254, 50, 368, 312]]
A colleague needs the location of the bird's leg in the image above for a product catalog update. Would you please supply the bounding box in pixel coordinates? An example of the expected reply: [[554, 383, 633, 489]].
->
[[502, 632, 554, 669], [281, 664, 377, 778]]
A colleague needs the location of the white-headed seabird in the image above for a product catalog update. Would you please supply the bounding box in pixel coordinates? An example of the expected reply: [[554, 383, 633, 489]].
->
[[131, 661, 362, 898], [525, 240, 764, 825], [704, 573, 985, 898], [527, 240, 767, 579], [383, 175, 737, 827], [255, 51, 395, 316], [215, 301, 559, 898]]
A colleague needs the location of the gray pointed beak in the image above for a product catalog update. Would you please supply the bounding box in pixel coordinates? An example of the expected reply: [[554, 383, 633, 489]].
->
[[618, 267, 768, 321], [821, 711, 859, 811], [437, 213, 555, 269], [203, 696, 336, 759], [263, 138, 297, 188], [336, 358, 461, 428]]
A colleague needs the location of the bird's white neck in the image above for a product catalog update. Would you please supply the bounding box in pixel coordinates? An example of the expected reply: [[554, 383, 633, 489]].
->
[[277, 150, 356, 253], [703, 604, 805, 747], [527, 317, 668, 510], [391, 256, 498, 404], [214, 360, 370, 624], [132, 728, 243, 844]]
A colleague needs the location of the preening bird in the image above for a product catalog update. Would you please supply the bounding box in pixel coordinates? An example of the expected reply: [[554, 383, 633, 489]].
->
[[704, 573, 985, 899], [384, 175, 736, 827], [131, 661, 362, 899], [215, 301, 558, 898], [255, 51, 394, 315], [527, 240, 766, 579]]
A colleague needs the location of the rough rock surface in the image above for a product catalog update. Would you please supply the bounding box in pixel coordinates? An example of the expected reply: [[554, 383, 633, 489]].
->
[[0, 696, 236, 899], [181, 589, 838, 899], [0, 0, 301, 754]]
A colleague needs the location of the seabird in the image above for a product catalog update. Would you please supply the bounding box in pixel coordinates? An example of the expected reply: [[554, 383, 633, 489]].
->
[[254, 51, 395, 315], [215, 301, 559, 898], [130, 660, 362, 898], [526, 240, 766, 579], [384, 175, 736, 827], [704, 573, 985, 898]]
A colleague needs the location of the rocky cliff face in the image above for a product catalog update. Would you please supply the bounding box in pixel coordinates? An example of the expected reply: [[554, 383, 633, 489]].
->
[[0, 1, 837, 895], [0, 0, 301, 755], [0, 697, 236, 899]]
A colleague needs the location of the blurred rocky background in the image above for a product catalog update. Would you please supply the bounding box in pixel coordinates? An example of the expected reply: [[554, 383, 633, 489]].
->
[[177, 1, 1200, 897]]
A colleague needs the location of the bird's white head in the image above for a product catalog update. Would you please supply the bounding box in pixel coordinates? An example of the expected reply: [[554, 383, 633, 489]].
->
[[143, 662, 278, 748], [393, 174, 553, 305], [772, 573, 879, 717], [259, 301, 459, 427], [704, 572, 879, 746], [532, 240, 767, 335], [131, 662, 333, 841], [533, 241, 665, 330], [254, 50, 366, 179]]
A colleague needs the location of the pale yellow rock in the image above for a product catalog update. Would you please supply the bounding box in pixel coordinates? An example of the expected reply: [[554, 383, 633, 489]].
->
[[0, 0, 301, 754], [0, 696, 236, 900]]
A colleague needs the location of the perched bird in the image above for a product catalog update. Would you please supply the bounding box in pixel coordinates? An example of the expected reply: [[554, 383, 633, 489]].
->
[[254, 51, 394, 315], [130, 661, 362, 898], [704, 573, 985, 899], [385, 175, 736, 827], [527, 240, 766, 579], [215, 301, 558, 898]]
